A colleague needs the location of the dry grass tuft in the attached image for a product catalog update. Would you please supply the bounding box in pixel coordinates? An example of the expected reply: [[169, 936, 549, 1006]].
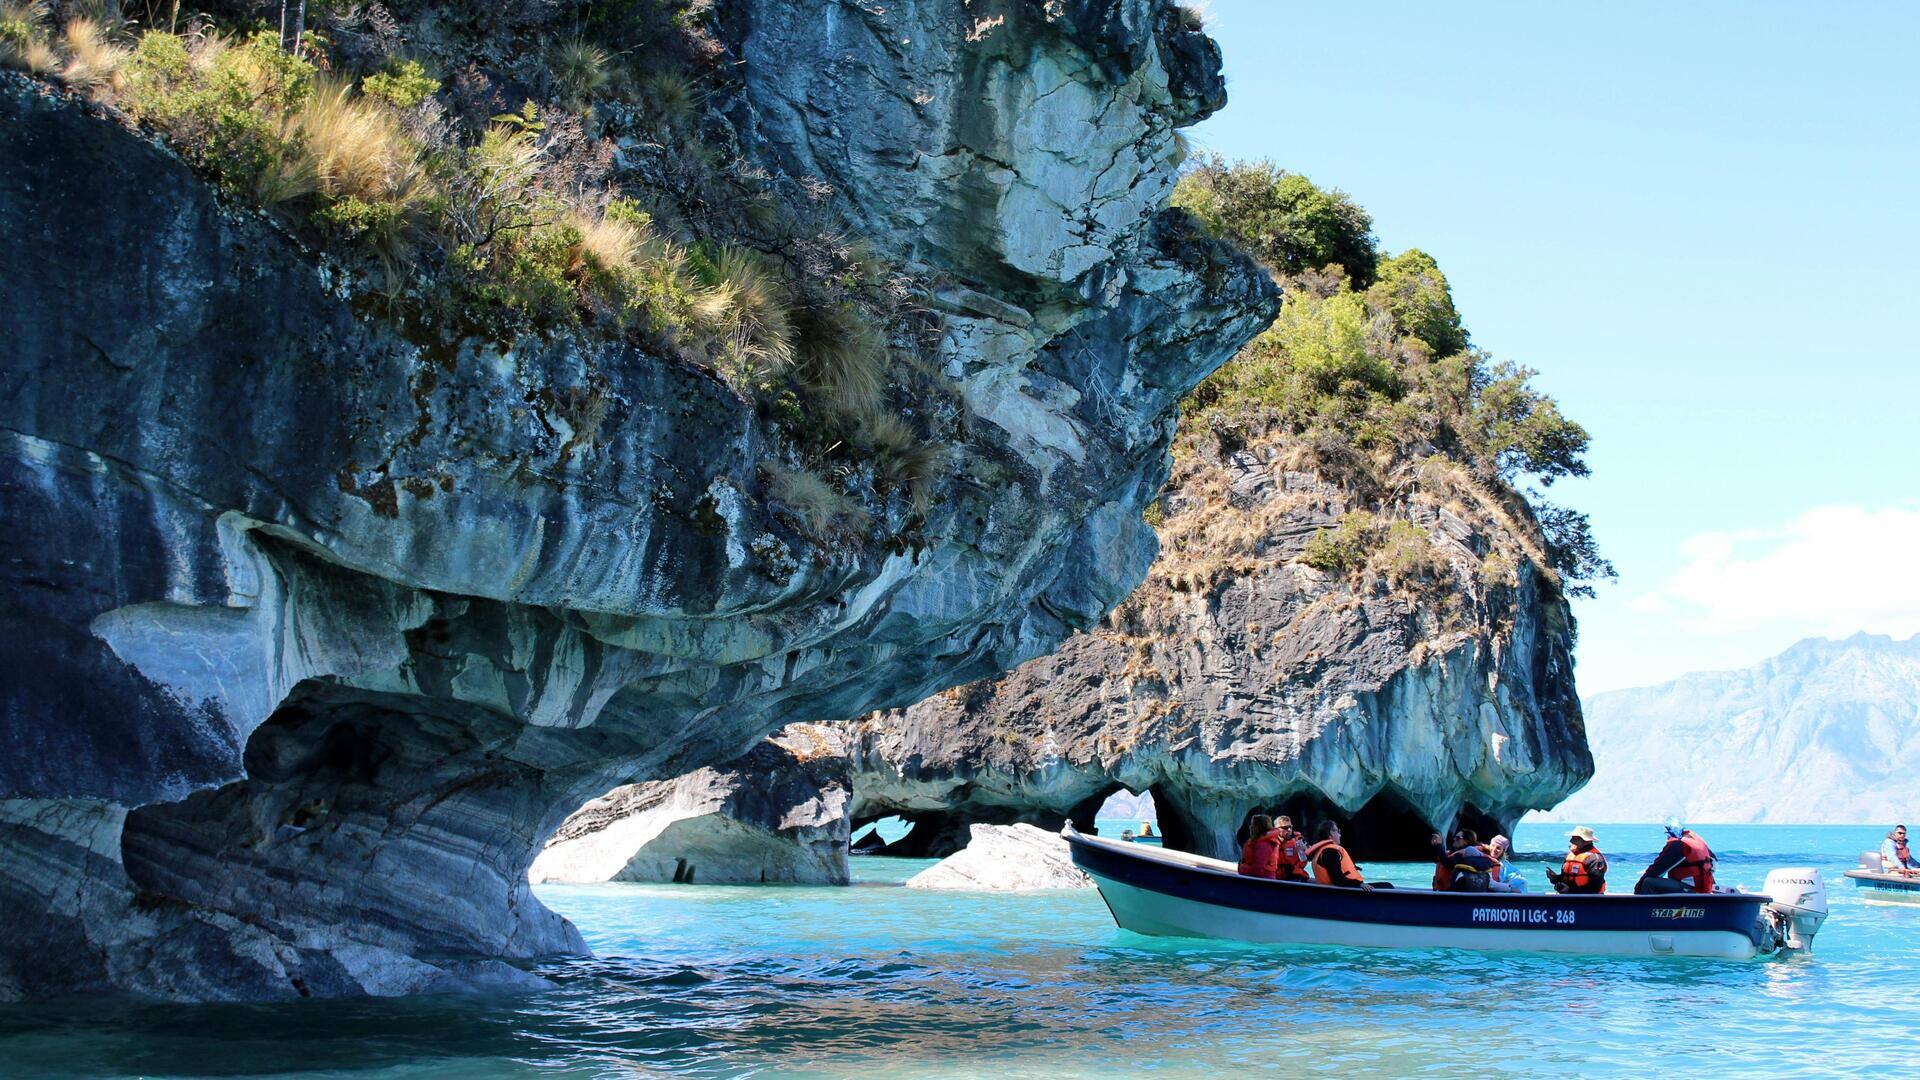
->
[[696, 246, 796, 388], [765, 463, 871, 538], [298, 81, 424, 203], [795, 298, 889, 423], [57, 16, 126, 96], [0, 0, 52, 72]]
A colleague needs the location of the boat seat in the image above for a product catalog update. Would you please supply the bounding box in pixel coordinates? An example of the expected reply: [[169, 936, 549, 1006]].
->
[[1861, 851, 1883, 869]]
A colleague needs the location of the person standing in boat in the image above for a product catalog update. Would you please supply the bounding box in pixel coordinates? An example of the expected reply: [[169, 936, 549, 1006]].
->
[[1634, 819, 1717, 894], [1881, 825, 1920, 875], [1546, 826, 1608, 894], [1429, 830, 1499, 892], [1305, 822, 1371, 889]]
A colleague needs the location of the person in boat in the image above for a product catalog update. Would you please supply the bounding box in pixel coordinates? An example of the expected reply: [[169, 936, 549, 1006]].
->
[[1485, 834, 1528, 893], [1635, 819, 1717, 895], [1140, 820, 1156, 838], [1272, 814, 1311, 881], [1238, 814, 1284, 879], [1429, 829, 1499, 892], [1546, 826, 1607, 894], [1881, 824, 1920, 876], [1305, 822, 1371, 889]]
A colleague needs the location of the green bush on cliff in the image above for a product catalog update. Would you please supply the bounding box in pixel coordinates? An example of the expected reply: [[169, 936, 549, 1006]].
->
[[1173, 156, 1378, 284], [1178, 154, 1612, 595]]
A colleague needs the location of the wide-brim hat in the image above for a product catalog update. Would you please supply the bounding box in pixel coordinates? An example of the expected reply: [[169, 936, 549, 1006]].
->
[[1568, 826, 1598, 843]]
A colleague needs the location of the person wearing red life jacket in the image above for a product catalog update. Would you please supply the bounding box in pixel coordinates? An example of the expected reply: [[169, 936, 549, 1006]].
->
[[1272, 815, 1311, 881], [1546, 826, 1608, 894], [1304, 822, 1370, 889], [1881, 824, 1919, 876], [1237, 814, 1283, 879], [1635, 819, 1716, 894]]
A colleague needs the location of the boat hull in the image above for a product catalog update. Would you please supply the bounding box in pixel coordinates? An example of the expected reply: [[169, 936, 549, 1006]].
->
[[1067, 829, 1772, 959], [1845, 869, 1920, 906]]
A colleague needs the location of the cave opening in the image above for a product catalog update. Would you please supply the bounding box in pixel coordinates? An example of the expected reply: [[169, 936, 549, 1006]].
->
[[1146, 783, 1203, 855], [1260, 789, 1502, 861]]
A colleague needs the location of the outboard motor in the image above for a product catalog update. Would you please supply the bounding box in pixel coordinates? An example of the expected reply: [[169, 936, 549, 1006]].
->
[[1761, 868, 1828, 952]]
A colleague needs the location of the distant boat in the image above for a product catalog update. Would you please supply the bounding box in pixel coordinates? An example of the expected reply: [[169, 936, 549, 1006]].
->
[[1063, 826, 1827, 959], [1844, 852, 1920, 905]]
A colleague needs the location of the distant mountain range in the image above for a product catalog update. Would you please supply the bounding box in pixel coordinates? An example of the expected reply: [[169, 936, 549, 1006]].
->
[[1543, 633, 1920, 824]]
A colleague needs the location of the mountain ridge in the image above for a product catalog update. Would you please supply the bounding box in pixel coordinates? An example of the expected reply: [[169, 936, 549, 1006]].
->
[[1540, 633, 1920, 824]]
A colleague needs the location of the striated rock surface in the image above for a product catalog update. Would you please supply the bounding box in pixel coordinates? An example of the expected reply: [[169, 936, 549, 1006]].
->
[[845, 446, 1591, 862], [903, 824, 1092, 891], [0, 0, 1275, 1001], [530, 724, 851, 885]]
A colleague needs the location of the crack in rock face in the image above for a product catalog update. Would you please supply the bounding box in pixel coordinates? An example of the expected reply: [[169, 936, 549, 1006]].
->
[[0, 0, 1275, 1002]]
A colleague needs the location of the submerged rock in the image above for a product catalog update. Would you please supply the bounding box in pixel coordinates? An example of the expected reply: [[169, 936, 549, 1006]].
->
[[904, 824, 1092, 891], [0, 0, 1275, 1002], [530, 725, 851, 885]]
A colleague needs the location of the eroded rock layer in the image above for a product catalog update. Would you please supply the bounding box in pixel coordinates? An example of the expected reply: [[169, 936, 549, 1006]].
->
[[0, 0, 1274, 1001], [530, 724, 851, 885], [844, 446, 1592, 862]]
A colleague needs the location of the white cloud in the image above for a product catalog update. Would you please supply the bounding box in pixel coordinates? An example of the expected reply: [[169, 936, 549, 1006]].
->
[[1644, 504, 1920, 638]]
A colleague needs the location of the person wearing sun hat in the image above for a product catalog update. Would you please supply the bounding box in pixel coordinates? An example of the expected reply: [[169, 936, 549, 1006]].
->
[[1546, 825, 1607, 894]]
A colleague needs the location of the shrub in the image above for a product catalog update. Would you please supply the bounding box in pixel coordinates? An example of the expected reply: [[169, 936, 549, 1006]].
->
[[1373, 520, 1446, 590], [360, 58, 438, 109], [1174, 155, 1378, 284], [1301, 510, 1380, 573], [1368, 249, 1466, 358], [1471, 362, 1591, 486]]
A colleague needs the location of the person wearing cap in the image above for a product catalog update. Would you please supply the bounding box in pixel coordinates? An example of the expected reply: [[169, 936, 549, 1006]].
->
[[1636, 819, 1716, 894], [1546, 826, 1607, 894]]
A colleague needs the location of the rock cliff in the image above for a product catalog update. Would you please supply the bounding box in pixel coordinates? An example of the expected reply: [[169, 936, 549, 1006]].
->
[[530, 724, 851, 885], [0, 0, 1274, 1001], [844, 444, 1591, 861]]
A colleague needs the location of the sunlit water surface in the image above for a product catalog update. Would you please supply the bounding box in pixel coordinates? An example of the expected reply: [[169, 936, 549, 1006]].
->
[[3, 823, 1916, 1077]]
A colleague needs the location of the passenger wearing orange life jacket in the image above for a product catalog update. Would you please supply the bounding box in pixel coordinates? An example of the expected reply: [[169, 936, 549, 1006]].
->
[[1546, 826, 1608, 894], [1237, 814, 1283, 879], [1271, 814, 1311, 881], [1304, 821, 1371, 889], [1881, 825, 1919, 876], [1636, 819, 1717, 895]]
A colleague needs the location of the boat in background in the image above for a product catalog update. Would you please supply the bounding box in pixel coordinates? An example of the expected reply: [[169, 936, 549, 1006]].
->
[[1064, 826, 1828, 959], [1845, 852, 1920, 905]]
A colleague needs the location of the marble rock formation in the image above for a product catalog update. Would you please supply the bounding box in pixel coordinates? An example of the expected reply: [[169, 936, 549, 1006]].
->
[[845, 453, 1593, 862], [530, 724, 851, 885], [0, 0, 1274, 1001], [903, 824, 1092, 891]]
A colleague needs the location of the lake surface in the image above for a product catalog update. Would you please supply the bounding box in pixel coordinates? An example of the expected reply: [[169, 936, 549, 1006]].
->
[[3, 822, 1915, 1077]]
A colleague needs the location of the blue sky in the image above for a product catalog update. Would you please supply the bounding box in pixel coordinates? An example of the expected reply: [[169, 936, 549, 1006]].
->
[[1185, 1, 1920, 694]]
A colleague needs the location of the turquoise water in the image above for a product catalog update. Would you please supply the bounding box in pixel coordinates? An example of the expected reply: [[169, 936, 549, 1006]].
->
[[3, 822, 1917, 1077]]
